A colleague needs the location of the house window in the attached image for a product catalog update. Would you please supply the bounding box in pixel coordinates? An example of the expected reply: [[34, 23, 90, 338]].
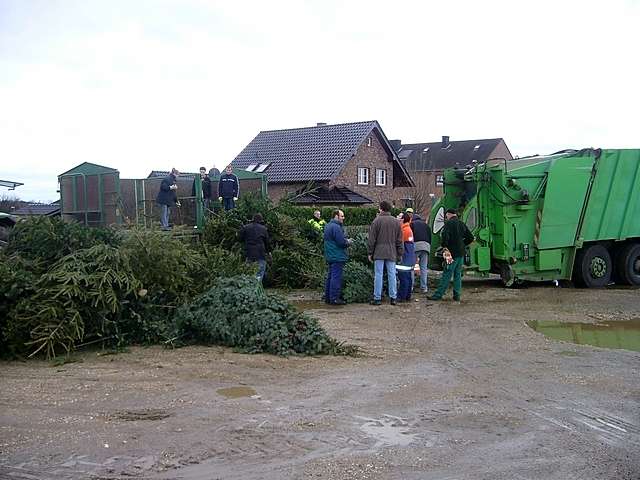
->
[[367, 137, 372, 147], [375, 168, 387, 186], [436, 175, 444, 186], [402, 198, 414, 209], [358, 167, 369, 185]]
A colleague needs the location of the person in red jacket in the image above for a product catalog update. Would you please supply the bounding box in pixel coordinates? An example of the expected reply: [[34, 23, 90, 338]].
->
[[397, 213, 416, 301]]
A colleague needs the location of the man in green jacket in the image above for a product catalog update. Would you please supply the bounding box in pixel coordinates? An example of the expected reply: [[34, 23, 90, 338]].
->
[[429, 209, 474, 302], [308, 210, 326, 232]]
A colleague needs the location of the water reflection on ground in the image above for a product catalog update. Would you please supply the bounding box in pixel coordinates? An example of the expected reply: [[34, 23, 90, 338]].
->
[[528, 319, 640, 352]]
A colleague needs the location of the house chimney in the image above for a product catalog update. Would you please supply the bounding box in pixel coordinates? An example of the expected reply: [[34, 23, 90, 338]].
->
[[441, 136, 450, 148], [389, 139, 402, 152], [317, 122, 327, 126]]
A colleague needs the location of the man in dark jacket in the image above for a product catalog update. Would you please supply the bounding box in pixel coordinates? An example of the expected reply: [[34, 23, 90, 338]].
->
[[429, 208, 474, 302], [367, 200, 403, 305], [218, 165, 239, 211], [156, 168, 179, 230], [323, 209, 351, 305], [239, 213, 270, 282], [411, 212, 432, 293], [192, 167, 212, 211]]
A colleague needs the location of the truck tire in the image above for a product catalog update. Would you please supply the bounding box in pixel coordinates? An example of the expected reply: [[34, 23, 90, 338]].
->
[[498, 263, 515, 287], [616, 242, 640, 286], [573, 244, 612, 288]]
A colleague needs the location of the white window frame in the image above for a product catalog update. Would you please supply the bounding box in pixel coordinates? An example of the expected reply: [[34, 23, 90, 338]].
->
[[367, 136, 372, 147], [357, 167, 369, 185], [436, 174, 444, 186], [375, 168, 387, 186]]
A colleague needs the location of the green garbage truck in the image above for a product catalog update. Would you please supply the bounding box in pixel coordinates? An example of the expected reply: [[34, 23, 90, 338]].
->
[[428, 148, 640, 287]]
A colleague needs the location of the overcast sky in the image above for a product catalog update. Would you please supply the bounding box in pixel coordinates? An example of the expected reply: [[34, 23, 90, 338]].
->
[[1, 0, 639, 202]]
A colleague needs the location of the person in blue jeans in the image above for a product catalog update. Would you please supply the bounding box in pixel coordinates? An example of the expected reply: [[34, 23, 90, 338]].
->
[[239, 213, 270, 283], [156, 168, 179, 230], [323, 209, 351, 305], [410, 212, 432, 293], [367, 201, 403, 306]]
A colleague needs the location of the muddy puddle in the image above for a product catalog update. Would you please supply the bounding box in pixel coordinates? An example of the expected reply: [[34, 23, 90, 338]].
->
[[528, 319, 640, 352], [111, 409, 171, 421], [356, 415, 419, 447], [216, 386, 257, 398]]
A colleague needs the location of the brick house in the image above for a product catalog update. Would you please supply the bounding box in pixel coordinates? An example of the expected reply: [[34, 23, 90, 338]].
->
[[231, 121, 414, 206], [393, 136, 513, 213]]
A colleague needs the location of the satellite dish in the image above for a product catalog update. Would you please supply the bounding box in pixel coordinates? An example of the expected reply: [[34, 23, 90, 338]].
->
[[433, 207, 445, 234]]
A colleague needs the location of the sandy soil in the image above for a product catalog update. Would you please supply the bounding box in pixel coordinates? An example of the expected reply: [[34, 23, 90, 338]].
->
[[1, 279, 639, 480]]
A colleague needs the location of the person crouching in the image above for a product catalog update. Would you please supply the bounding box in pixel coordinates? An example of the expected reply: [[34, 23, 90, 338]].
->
[[239, 213, 270, 282]]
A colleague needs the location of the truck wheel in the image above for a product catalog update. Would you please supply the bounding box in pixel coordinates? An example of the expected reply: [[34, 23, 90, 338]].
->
[[616, 243, 640, 286], [574, 244, 612, 288], [499, 263, 515, 287]]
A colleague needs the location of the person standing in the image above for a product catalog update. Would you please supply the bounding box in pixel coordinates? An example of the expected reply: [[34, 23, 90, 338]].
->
[[323, 209, 351, 305], [368, 200, 403, 306], [239, 213, 270, 282], [192, 167, 213, 211], [156, 168, 179, 231], [411, 211, 432, 293], [428, 209, 474, 302], [405, 207, 414, 222], [397, 213, 416, 302], [308, 210, 326, 233], [218, 165, 239, 211]]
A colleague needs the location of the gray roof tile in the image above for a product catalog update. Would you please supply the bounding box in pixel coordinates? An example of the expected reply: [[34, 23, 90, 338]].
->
[[232, 121, 399, 183], [13, 204, 60, 216], [399, 138, 509, 171], [293, 186, 373, 205]]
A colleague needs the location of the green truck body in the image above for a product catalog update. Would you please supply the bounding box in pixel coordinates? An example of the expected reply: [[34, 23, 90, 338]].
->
[[428, 148, 640, 287]]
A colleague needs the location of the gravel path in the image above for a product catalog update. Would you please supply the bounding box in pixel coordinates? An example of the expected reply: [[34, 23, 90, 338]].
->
[[1, 280, 638, 479]]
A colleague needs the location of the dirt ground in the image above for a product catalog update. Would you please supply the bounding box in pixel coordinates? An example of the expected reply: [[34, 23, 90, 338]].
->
[[1, 278, 639, 480]]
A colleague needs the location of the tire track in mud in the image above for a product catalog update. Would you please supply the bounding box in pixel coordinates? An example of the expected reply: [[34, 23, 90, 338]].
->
[[425, 308, 640, 455], [155, 298, 640, 479]]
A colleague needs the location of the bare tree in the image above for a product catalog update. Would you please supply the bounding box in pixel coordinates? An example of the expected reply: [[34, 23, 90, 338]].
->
[[0, 194, 26, 214], [405, 171, 439, 216]]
